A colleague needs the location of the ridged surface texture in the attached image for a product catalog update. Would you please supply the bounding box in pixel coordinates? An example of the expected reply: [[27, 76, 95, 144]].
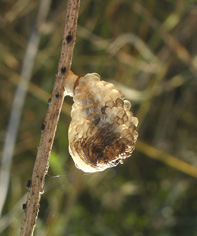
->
[[68, 73, 138, 172]]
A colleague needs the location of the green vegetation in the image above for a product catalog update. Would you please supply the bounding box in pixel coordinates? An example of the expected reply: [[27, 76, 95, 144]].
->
[[0, 0, 196, 235]]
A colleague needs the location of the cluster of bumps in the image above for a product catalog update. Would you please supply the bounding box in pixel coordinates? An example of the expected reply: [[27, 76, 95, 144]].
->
[[67, 73, 138, 173]]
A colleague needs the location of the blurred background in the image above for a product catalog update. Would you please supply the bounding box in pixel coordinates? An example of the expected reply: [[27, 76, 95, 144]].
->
[[0, 0, 197, 235]]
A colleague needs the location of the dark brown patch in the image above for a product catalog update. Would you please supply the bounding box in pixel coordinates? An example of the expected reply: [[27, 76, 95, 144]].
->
[[22, 204, 27, 210], [40, 123, 45, 131], [55, 93, 60, 98], [66, 35, 72, 43], [26, 180, 31, 190], [61, 67, 66, 74], [101, 106, 107, 114], [116, 98, 124, 107], [74, 124, 132, 168], [93, 114, 100, 125], [48, 97, 52, 104]]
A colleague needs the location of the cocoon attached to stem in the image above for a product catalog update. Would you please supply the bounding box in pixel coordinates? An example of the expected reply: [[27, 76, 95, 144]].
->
[[65, 71, 138, 173]]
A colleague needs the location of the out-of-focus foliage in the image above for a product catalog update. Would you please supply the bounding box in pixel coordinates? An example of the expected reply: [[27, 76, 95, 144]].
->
[[0, 0, 197, 235]]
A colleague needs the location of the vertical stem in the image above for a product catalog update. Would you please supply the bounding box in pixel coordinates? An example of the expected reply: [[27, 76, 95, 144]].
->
[[20, 0, 80, 235]]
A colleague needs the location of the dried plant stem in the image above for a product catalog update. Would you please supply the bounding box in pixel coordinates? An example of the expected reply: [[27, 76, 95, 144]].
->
[[20, 0, 80, 235], [137, 141, 197, 178]]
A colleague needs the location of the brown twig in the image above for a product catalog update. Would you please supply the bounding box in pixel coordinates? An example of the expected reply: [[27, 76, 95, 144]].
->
[[20, 0, 80, 235]]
